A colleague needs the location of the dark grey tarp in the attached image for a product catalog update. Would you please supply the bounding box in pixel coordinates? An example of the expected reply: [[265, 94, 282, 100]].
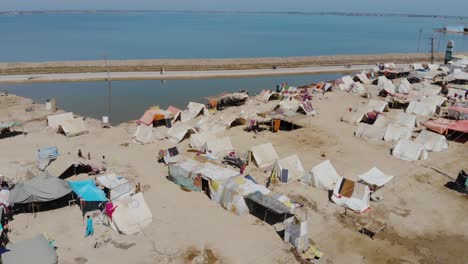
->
[[245, 192, 290, 214], [2, 234, 58, 264], [9, 172, 71, 206]]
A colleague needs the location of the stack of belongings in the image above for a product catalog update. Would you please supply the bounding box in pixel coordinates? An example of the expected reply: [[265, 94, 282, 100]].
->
[[47, 112, 89, 138], [37, 146, 59, 171]]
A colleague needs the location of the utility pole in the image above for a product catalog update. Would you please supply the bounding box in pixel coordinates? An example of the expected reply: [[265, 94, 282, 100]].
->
[[430, 37, 435, 64], [417, 29, 422, 52], [104, 55, 112, 120]]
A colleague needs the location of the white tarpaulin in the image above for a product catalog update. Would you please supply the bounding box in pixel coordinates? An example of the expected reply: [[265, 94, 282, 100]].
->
[[250, 143, 279, 169], [132, 125, 154, 144], [355, 73, 371, 84], [332, 177, 370, 213], [258, 89, 281, 103], [358, 167, 394, 187], [272, 155, 305, 183], [302, 160, 340, 191], [394, 112, 417, 128], [337, 76, 354, 91], [355, 123, 386, 141], [277, 98, 301, 110], [201, 136, 234, 158], [58, 118, 89, 137], [341, 111, 366, 125], [447, 88, 466, 100], [110, 193, 153, 235], [414, 130, 448, 152], [378, 76, 396, 94], [97, 174, 133, 201], [384, 123, 412, 142], [193, 163, 240, 181], [189, 131, 214, 149], [397, 79, 412, 94], [367, 99, 389, 113], [350, 82, 366, 94], [167, 124, 196, 143], [47, 112, 73, 129], [421, 95, 446, 107], [406, 100, 438, 116], [392, 139, 428, 161]]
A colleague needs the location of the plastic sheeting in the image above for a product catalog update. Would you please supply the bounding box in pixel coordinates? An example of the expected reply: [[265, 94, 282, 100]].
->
[[97, 174, 133, 201], [68, 179, 107, 202], [110, 193, 153, 235], [2, 234, 57, 264], [201, 136, 234, 158], [37, 146, 59, 171], [358, 167, 394, 187], [58, 118, 89, 137], [331, 177, 370, 213], [47, 112, 73, 129], [355, 123, 386, 141], [302, 160, 340, 191]]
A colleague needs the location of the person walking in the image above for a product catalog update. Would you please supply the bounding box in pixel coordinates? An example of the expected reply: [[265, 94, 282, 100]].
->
[[85, 215, 94, 237]]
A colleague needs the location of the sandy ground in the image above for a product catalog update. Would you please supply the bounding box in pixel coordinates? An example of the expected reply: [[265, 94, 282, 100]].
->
[[0, 84, 467, 264]]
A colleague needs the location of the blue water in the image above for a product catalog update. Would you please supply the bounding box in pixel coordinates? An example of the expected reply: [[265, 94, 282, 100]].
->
[[0, 73, 341, 124], [0, 11, 467, 62]]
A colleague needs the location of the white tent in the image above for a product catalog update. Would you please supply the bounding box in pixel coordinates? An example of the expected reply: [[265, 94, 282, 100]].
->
[[47, 112, 73, 129], [110, 192, 153, 235], [276, 98, 301, 111], [258, 89, 281, 103], [341, 110, 367, 125], [411, 63, 424, 70], [97, 174, 133, 201], [250, 143, 279, 169], [298, 101, 316, 116], [384, 123, 412, 142], [173, 102, 209, 123], [355, 73, 371, 84], [355, 123, 386, 141], [394, 112, 417, 128], [189, 131, 214, 149], [410, 82, 441, 96], [392, 139, 428, 161], [167, 124, 196, 143], [331, 177, 370, 213], [271, 155, 305, 183], [193, 162, 240, 181], [58, 118, 89, 137], [337, 76, 354, 91], [132, 125, 154, 144], [358, 167, 394, 187], [446, 71, 468, 83], [396, 79, 412, 94], [421, 95, 446, 107], [302, 160, 340, 191], [447, 88, 466, 100], [377, 76, 396, 94], [367, 99, 390, 113], [350, 82, 366, 94], [414, 130, 448, 152], [201, 136, 234, 158], [406, 100, 438, 116]]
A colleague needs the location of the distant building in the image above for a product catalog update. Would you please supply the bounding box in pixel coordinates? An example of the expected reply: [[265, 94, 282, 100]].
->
[[443, 25, 466, 33]]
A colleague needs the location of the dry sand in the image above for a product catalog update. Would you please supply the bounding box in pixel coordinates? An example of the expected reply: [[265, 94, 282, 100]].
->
[[0, 84, 467, 264]]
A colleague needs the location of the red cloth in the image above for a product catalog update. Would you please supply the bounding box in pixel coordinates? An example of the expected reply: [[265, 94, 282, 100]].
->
[[448, 106, 468, 114], [424, 118, 468, 134], [105, 202, 117, 220]]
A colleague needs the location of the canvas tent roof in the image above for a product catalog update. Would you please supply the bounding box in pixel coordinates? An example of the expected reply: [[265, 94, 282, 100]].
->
[[336, 76, 354, 91], [9, 172, 72, 206], [406, 100, 438, 116], [58, 118, 89, 137], [201, 136, 234, 158], [358, 167, 394, 187], [355, 73, 371, 84], [250, 143, 279, 169], [47, 112, 73, 129], [394, 112, 417, 128], [355, 123, 386, 141], [258, 89, 281, 103], [133, 124, 154, 144], [414, 130, 448, 152], [302, 160, 340, 191], [97, 174, 133, 201], [137, 109, 173, 126], [341, 110, 367, 125], [384, 123, 412, 142], [189, 131, 215, 149], [167, 124, 196, 143], [392, 139, 428, 161], [331, 177, 370, 213], [378, 76, 396, 94], [272, 155, 305, 183], [397, 78, 412, 94], [350, 82, 366, 94], [68, 179, 107, 202], [366, 99, 390, 113], [2, 234, 57, 264], [193, 162, 240, 181], [110, 192, 153, 235]]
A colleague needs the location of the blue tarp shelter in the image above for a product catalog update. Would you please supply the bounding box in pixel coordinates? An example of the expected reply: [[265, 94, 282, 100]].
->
[[37, 146, 59, 170], [68, 179, 107, 202]]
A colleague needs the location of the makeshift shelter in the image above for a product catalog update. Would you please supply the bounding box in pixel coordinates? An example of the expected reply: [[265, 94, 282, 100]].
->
[[258, 89, 281, 102], [68, 179, 107, 202], [201, 136, 234, 158], [205, 92, 249, 109], [298, 101, 316, 116], [392, 139, 428, 161], [377, 76, 396, 94], [250, 143, 279, 169], [270, 155, 305, 183], [45, 155, 95, 179], [136, 108, 173, 126], [189, 131, 215, 149], [161, 146, 183, 164], [384, 123, 412, 142], [366, 99, 390, 113], [414, 130, 448, 152], [9, 172, 72, 207], [397, 79, 412, 94], [394, 112, 417, 128], [276, 98, 301, 111], [448, 105, 468, 120], [58, 118, 89, 137], [244, 191, 293, 225], [445, 71, 468, 84], [0, 121, 23, 136], [350, 82, 366, 94], [284, 216, 309, 251], [354, 73, 371, 84], [355, 123, 386, 141], [358, 167, 394, 187], [302, 160, 340, 191], [447, 88, 467, 100], [1, 234, 57, 264], [341, 110, 367, 125], [110, 193, 153, 235], [166, 124, 196, 143], [423, 118, 468, 134], [332, 177, 370, 213], [132, 124, 154, 144], [406, 100, 438, 116], [97, 174, 133, 201], [37, 146, 59, 171], [47, 112, 73, 129], [421, 95, 446, 107], [336, 76, 354, 91], [172, 102, 209, 123]]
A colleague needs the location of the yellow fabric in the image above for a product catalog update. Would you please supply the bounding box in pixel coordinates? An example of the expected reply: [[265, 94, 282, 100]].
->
[[211, 180, 220, 192], [149, 106, 160, 110], [303, 246, 324, 259]]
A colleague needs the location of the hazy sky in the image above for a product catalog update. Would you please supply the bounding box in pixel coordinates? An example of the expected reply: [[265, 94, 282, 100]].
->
[[1, 0, 467, 17]]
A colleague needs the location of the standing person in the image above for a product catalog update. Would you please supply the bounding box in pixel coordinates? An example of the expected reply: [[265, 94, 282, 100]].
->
[[78, 149, 83, 159], [87, 152, 91, 160], [85, 215, 94, 237]]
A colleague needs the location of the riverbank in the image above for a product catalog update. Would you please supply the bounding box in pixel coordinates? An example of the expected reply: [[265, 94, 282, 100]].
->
[[1, 52, 461, 77]]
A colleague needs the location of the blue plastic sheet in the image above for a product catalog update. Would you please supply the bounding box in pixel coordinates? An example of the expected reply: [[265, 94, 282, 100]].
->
[[68, 179, 107, 202]]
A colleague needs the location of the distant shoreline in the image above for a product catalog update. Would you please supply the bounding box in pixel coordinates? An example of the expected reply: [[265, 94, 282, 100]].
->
[[1, 10, 467, 20]]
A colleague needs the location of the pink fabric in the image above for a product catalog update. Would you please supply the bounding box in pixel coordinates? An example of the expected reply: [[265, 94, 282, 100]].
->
[[448, 120, 468, 133], [105, 202, 117, 220], [137, 109, 162, 126], [166, 106, 181, 115], [424, 118, 468, 134], [448, 106, 468, 114]]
